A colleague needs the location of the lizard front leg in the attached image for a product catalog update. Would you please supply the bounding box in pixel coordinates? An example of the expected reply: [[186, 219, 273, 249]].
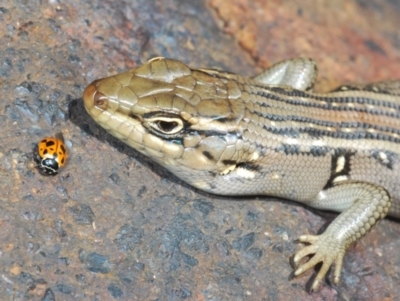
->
[[252, 58, 317, 91], [292, 181, 392, 291]]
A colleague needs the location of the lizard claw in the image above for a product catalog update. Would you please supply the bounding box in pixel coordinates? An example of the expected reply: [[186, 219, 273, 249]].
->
[[292, 233, 346, 291]]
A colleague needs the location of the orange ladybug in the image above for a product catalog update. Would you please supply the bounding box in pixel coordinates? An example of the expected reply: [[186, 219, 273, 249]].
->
[[36, 134, 67, 176]]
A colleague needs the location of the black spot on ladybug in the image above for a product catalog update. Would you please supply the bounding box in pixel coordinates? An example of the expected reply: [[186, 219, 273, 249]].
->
[[43, 149, 48, 155], [61, 158, 65, 164], [46, 140, 55, 147], [60, 144, 66, 153]]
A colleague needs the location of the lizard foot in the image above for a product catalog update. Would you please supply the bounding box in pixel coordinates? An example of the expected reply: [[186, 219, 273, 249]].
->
[[292, 233, 346, 291]]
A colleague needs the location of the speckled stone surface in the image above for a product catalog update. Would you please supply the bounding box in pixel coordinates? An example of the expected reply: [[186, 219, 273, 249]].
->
[[0, 1, 399, 300]]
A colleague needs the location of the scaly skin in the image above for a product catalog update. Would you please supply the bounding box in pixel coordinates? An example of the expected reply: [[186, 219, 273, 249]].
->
[[83, 57, 400, 291]]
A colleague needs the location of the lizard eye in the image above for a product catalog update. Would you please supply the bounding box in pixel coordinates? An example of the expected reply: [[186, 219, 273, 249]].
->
[[156, 120, 179, 133], [146, 116, 184, 136]]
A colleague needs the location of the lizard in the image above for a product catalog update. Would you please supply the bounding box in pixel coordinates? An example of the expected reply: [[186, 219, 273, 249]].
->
[[82, 57, 400, 291]]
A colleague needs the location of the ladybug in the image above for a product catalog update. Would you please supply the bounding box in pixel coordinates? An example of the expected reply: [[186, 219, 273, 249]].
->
[[36, 134, 67, 176]]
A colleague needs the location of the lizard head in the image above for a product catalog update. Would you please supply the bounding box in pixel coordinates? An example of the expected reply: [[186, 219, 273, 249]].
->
[[83, 57, 258, 193]]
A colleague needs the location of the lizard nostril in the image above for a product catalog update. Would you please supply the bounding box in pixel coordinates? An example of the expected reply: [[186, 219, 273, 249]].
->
[[83, 81, 109, 111], [93, 91, 108, 110]]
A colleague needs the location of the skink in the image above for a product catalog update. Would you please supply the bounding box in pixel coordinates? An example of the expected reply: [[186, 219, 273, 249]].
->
[[83, 57, 400, 291]]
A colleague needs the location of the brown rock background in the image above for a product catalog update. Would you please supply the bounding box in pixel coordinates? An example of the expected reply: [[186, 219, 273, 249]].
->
[[0, 0, 399, 300]]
